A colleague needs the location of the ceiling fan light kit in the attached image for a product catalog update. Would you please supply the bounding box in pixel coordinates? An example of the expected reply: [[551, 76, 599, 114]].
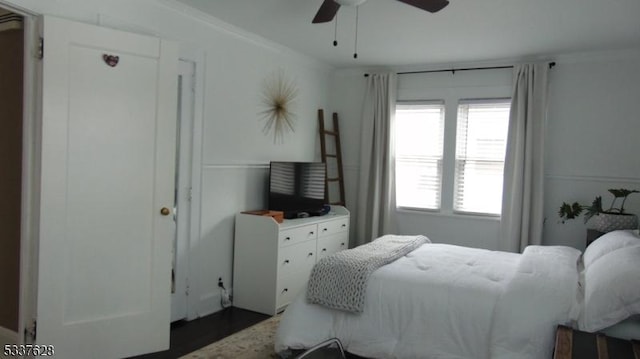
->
[[313, 0, 449, 59]]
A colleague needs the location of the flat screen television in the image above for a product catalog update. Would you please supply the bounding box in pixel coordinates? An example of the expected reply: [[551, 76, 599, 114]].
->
[[269, 161, 326, 219]]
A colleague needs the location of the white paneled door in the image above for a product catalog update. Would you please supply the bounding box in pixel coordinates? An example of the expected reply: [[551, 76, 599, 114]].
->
[[36, 16, 178, 358]]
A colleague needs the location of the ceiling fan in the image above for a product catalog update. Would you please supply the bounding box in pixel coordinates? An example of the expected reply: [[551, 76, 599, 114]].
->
[[312, 0, 449, 24]]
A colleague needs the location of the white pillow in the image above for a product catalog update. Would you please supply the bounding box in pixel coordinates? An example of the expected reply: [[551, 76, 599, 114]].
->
[[583, 230, 640, 268], [580, 245, 640, 332]]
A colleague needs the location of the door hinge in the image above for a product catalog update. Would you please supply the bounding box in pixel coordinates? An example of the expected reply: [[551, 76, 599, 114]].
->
[[188, 187, 192, 201], [24, 319, 37, 342], [37, 37, 43, 60]]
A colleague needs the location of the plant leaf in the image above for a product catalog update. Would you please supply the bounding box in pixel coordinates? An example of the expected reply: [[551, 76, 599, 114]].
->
[[583, 196, 602, 223], [608, 188, 640, 198], [558, 202, 583, 220]]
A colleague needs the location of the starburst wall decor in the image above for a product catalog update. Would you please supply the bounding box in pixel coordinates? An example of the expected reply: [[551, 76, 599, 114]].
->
[[259, 69, 298, 143]]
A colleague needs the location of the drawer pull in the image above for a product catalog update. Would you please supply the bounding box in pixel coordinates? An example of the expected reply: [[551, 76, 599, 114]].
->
[[323, 228, 328, 232], [309, 231, 314, 236], [285, 236, 291, 241], [284, 259, 290, 264], [308, 252, 314, 257], [341, 224, 347, 228], [341, 242, 345, 246], [322, 248, 327, 252], [282, 288, 288, 294]]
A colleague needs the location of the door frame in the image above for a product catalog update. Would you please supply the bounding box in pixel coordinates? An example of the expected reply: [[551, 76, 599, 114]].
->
[[0, 2, 42, 344], [0, 4, 32, 341], [171, 59, 195, 322], [180, 50, 205, 321]]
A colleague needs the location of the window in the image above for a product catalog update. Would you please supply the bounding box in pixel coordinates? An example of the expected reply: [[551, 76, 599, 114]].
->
[[395, 102, 445, 210], [395, 99, 510, 216], [454, 100, 510, 215]]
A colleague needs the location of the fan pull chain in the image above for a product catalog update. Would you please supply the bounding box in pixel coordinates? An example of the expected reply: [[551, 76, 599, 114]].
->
[[333, 15, 338, 46], [353, 6, 359, 59]]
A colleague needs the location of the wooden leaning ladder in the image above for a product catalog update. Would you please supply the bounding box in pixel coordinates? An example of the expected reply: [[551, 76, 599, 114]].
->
[[318, 109, 346, 207]]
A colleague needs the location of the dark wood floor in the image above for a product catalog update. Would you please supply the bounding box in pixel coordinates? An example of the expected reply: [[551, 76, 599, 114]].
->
[[129, 306, 369, 359], [129, 307, 269, 359]]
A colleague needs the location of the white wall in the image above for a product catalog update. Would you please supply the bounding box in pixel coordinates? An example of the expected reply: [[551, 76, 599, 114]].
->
[[6, 0, 332, 318], [331, 49, 640, 251], [327, 69, 368, 246], [543, 50, 640, 249]]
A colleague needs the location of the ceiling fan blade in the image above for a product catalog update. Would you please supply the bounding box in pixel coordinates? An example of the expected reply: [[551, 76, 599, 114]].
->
[[396, 0, 449, 13], [312, 0, 341, 23]]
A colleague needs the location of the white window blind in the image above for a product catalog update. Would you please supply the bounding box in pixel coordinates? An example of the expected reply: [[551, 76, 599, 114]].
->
[[395, 102, 445, 210], [300, 163, 325, 199], [270, 162, 295, 195], [454, 99, 510, 215]]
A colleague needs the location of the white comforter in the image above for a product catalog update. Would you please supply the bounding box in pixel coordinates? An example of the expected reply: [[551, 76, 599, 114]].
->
[[275, 243, 581, 359]]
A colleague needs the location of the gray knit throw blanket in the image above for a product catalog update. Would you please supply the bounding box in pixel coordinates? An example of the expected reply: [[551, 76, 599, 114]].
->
[[306, 234, 430, 313]]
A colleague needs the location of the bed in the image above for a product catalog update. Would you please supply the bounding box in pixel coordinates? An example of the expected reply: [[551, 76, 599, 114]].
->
[[275, 231, 640, 359]]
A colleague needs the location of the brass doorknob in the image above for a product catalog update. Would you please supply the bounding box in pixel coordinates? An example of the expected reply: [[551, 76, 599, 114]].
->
[[160, 207, 171, 216]]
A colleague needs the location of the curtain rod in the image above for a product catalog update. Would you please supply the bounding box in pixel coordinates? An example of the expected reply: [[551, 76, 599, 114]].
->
[[364, 62, 556, 77]]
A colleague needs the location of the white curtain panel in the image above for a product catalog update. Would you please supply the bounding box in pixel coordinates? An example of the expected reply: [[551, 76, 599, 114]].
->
[[500, 63, 549, 252], [355, 72, 398, 246]]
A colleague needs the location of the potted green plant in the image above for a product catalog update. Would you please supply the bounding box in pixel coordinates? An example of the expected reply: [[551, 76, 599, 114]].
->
[[558, 188, 639, 232]]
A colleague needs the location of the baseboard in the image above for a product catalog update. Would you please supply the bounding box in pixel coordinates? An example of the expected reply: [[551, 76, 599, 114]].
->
[[0, 326, 18, 345]]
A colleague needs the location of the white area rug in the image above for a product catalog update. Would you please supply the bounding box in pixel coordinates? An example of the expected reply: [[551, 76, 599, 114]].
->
[[180, 315, 281, 359]]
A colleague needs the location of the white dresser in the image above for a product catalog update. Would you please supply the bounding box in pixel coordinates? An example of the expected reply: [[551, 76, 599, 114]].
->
[[232, 206, 350, 315]]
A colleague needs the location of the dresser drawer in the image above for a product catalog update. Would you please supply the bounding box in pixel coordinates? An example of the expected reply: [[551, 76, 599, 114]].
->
[[276, 273, 307, 310], [277, 240, 316, 278], [279, 224, 318, 247], [317, 234, 348, 260], [318, 217, 349, 238]]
